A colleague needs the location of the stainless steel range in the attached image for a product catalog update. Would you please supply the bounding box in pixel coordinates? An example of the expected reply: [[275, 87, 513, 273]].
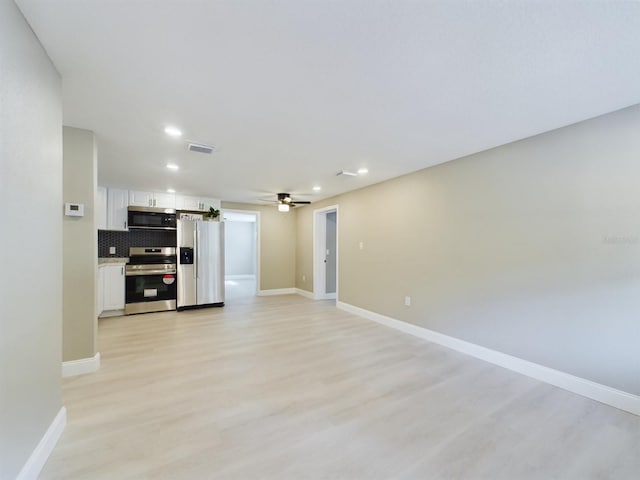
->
[[125, 247, 177, 314]]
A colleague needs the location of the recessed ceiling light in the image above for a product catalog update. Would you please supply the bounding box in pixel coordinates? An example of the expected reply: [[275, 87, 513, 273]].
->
[[312, 185, 321, 191], [164, 126, 182, 137], [358, 168, 369, 175], [166, 163, 179, 171], [167, 188, 176, 193]]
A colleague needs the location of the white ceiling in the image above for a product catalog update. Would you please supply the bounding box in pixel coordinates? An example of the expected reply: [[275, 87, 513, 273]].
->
[[16, 0, 640, 205]]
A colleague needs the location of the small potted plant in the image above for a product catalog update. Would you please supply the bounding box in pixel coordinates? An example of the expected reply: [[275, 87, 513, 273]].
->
[[207, 206, 220, 221]]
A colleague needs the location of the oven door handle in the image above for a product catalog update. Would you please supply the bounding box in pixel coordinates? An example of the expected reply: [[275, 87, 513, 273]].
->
[[126, 269, 177, 276]]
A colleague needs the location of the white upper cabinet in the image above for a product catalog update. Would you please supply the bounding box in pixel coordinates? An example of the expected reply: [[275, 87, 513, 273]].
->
[[107, 188, 129, 231], [175, 195, 221, 211], [128, 190, 155, 207], [100, 187, 213, 218], [129, 190, 175, 209], [175, 194, 202, 211], [153, 192, 176, 209], [96, 186, 107, 230], [201, 197, 221, 211]]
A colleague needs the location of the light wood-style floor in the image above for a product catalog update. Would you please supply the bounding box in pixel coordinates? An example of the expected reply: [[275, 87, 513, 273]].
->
[[41, 294, 640, 479]]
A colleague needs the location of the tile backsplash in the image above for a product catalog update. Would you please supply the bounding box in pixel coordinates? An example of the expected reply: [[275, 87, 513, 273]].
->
[[98, 229, 177, 257]]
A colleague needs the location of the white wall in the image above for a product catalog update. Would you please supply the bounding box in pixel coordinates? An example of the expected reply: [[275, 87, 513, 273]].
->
[[0, 0, 63, 477], [224, 220, 256, 276]]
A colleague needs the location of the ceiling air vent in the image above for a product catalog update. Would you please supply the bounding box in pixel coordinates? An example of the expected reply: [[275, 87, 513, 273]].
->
[[187, 142, 217, 154]]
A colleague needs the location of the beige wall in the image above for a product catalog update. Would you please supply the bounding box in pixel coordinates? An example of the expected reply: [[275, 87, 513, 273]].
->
[[0, 1, 63, 477], [296, 205, 314, 291], [296, 104, 640, 396], [63, 127, 97, 361], [222, 202, 297, 290]]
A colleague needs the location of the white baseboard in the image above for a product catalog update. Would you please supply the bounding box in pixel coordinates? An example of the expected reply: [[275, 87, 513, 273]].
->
[[259, 287, 336, 298], [62, 352, 101, 378], [98, 309, 124, 318], [337, 301, 640, 417], [257, 288, 296, 296], [315, 292, 336, 300], [16, 406, 66, 480], [225, 274, 256, 280], [295, 288, 315, 299]]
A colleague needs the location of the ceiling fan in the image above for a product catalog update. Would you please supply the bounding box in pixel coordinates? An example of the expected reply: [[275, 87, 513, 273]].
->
[[275, 192, 311, 212]]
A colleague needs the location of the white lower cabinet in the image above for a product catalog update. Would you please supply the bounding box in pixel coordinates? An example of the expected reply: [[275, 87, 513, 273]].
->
[[98, 264, 125, 316]]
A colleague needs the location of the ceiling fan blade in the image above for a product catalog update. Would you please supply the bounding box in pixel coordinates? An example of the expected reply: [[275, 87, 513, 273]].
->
[[292, 201, 311, 205]]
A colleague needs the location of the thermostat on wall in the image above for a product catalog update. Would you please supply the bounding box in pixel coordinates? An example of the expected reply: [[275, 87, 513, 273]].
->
[[65, 202, 85, 217]]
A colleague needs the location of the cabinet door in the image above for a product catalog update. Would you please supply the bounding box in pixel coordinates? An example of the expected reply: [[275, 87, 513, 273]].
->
[[128, 190, 154, 207], [153, 192, 176, 209], [175, 194, 202, 211], [97, 266, 104, 316], [201, 197, 221, 211], [103, 265, 125, 310], [96, 186, 107, 230], [107, 188, 129, 231]]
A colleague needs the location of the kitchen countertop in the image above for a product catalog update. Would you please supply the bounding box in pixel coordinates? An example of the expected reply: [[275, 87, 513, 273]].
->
[[98, 257, 128, 265]]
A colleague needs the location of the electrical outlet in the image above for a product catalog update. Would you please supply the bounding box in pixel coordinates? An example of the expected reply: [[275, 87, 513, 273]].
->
[[359, 241, 364, 250], [404, 296, 411, 307], [109, 246, 116, 255], [302, 275, 306, 282]]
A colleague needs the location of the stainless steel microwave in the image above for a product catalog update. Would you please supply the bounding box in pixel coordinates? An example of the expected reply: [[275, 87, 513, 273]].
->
[[127, 206, 177, 230]]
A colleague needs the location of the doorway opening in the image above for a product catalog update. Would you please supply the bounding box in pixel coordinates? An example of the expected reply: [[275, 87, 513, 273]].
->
[[222, 209, 260, 301], [313, 205, 338, 300]]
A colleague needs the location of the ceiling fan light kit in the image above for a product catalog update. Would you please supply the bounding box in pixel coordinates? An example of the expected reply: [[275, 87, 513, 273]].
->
[[274, 192, 311, 212]]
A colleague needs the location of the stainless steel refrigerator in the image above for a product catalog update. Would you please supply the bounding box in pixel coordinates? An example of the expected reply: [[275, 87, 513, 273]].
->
[[177, 219, 225, 310]]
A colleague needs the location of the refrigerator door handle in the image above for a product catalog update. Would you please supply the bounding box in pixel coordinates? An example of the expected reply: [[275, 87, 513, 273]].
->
[[196, 227, 200, 279], [193, 228, 198, 279]]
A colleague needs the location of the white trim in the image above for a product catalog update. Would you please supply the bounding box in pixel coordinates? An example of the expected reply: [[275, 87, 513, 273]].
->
[[337, 301, 640, 417], [225, 274, 256, 280], [258, 288, 296, 296], [62, 352, 101, 378], [16, 406, 66, 480], [295, 288, 315, 299], [313, 205, 339, 300], [313, 209, 326, 298], [315, 292, 337, 300]]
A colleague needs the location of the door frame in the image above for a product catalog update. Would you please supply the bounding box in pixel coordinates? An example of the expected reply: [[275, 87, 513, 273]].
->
[[313, 205, 339, 300], [221, 208, 261, 294]]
